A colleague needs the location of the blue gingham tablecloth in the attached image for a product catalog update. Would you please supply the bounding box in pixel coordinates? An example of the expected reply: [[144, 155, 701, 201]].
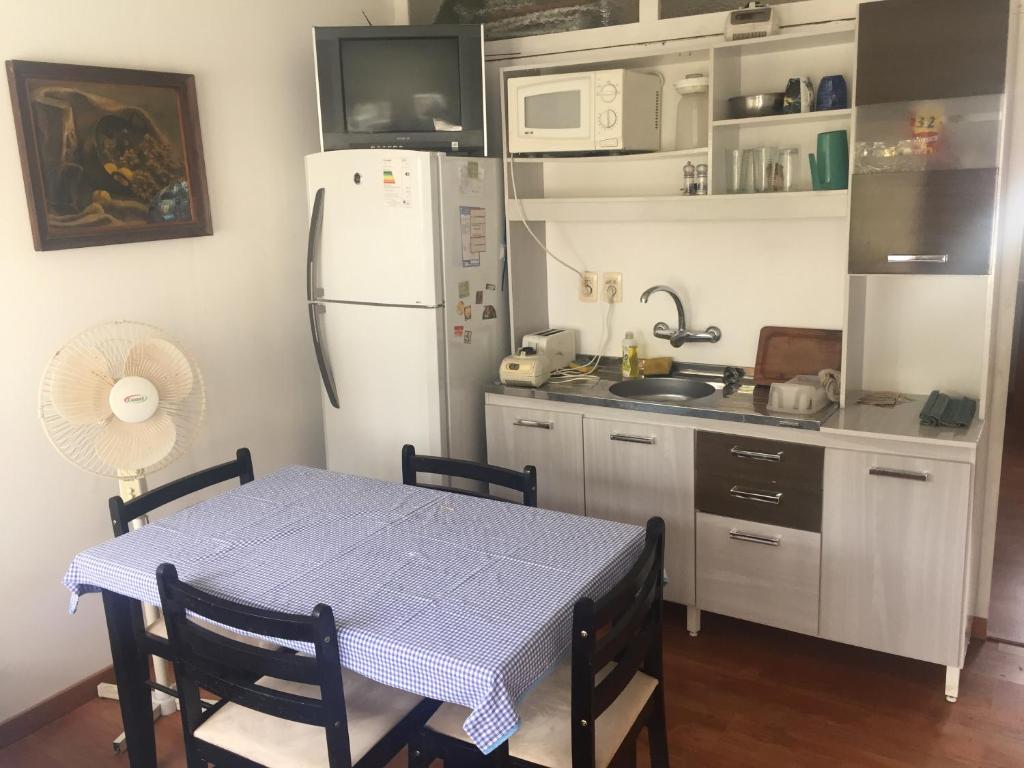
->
[[63, 466, 645, 753]]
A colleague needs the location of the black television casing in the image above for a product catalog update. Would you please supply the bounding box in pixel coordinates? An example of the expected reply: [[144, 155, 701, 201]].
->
[[314, 24, 486, 156]]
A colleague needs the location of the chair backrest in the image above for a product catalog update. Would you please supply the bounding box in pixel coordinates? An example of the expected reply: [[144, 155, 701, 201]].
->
[[156, 563, 353, 768], [109, 447, 254, 536], [401, 444, 538, 507], [570, 517, 665, 768]]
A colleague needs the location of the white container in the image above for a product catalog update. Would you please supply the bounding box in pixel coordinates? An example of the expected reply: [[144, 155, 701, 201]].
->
[[673, 74, 709, 151], [768, 375, 830, 414]]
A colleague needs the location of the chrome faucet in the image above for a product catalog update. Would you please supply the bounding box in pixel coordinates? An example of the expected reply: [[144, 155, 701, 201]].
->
[[639, 285, 722, 348]]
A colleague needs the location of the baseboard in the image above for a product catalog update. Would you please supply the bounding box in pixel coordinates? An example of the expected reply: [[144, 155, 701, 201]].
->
[[0, 666, 113, 748], [972, 616, 989, 640]]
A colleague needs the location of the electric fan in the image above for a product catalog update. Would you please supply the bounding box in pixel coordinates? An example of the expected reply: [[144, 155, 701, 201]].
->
[[39, 320, 206, 745]]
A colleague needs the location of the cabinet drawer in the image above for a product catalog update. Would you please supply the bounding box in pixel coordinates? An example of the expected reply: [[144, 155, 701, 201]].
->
[[695, 473, 820, 532], [584, 418, 695, 605], [485, 405, 585, 515], [697, 512, 820, 636], [696, 431, 824, 492]]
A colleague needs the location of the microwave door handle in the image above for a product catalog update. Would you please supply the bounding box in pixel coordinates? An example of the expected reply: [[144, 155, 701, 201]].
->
[[308, 303, 339, 409], [306, 187, 325, 301]]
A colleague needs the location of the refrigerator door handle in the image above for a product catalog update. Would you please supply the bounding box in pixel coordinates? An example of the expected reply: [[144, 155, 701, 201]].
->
[[306, 187, 326, 301], [308, 303, 339, 408]]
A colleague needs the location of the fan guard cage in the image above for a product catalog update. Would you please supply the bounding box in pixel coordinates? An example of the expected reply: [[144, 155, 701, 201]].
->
[[40, 321, 206, 478]]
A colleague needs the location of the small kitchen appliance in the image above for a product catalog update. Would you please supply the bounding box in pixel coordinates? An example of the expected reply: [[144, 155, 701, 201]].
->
[[499, 329, 577, 388], [725, 2, 779, 41], [506, 69, 661, 155]]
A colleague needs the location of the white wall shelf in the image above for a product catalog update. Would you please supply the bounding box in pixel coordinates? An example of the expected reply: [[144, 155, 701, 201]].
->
[[505, 190, 848, 223], [508, 147, 709, 165], [713, 109, 852, 130]]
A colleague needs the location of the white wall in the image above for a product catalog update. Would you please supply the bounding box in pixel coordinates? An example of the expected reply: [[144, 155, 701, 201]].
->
[[545, 220, 849, 367], [0, 0, 397, 723]]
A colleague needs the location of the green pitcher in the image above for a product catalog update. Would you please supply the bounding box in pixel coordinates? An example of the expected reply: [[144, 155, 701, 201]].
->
[[808, 130, 849, 190]]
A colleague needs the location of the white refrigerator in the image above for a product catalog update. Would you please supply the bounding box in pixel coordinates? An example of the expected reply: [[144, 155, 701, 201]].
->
[[304, 149, 509, 482]]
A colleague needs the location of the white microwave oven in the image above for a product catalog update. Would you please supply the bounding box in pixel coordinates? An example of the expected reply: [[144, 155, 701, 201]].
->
[[506, 69, 662, 154]]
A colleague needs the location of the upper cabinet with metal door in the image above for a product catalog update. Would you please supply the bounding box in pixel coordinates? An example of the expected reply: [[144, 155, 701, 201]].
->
[[849, 0, 1010, 275]]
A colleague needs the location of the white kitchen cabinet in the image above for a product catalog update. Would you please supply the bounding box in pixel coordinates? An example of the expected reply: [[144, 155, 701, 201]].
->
[[820, 449, 972, 668], [583, 417, 695, 605], [485, 403, 585, 515]]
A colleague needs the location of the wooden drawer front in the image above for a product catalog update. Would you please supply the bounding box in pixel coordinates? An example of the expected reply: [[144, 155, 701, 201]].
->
[[820, 450, 971, 666], [697, 512, 820, 636], [849, 169, 996, 276], [584, 418, 695, 605], [696, 431, 824, 493], [695, 473, 821, 533], [485, 405, 585, 515]]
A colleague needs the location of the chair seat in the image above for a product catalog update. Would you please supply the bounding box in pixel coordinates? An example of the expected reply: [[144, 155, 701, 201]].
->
[[425, 661, 658, 768], [194, 671, 424, 768], [146, 614, 280, 651]]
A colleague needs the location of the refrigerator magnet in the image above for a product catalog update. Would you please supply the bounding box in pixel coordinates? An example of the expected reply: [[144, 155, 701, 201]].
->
[[456, 300, 465, 316], [458, 280, 470, 298], [464, 330, 472, 344], [454, 325, 464, 337], [482, 305, 496, 320], [463, 305, 472, 320], [475, 290, 483, 305]]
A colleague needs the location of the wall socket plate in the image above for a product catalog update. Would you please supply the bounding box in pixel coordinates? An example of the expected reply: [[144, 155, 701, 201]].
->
[[602, 273, 623, 303], [580, 271, 598, 302]]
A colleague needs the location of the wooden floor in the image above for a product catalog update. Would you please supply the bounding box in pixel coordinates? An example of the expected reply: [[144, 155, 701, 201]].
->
[[5, 611, 1024, 767], [989, 436, 1024, 643]]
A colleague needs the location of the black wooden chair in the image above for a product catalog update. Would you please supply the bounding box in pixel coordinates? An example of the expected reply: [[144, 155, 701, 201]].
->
[[401, 444, 538, 507], [411, 517, 668, 768], [108, 448, 259, 653], [156, 562, 440, 768]]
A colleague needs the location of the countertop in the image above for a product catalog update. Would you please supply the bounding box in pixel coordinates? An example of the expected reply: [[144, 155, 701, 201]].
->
[[485, 365, 984, 446]]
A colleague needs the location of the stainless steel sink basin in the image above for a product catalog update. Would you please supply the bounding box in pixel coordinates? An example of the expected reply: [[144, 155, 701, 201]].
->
[[609, 378, 716, 403]]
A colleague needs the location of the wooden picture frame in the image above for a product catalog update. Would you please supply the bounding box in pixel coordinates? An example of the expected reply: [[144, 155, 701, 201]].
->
[[6, 60, 213, 251]]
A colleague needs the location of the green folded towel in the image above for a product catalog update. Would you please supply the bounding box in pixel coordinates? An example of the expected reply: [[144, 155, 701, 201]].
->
[[919, 390, 977, 429]]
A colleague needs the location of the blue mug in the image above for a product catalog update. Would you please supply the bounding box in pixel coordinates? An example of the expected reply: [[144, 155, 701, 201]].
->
[[816, 75, 848, 111]]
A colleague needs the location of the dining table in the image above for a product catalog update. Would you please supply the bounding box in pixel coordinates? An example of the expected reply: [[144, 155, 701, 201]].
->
[[63, 465, 646, 768]]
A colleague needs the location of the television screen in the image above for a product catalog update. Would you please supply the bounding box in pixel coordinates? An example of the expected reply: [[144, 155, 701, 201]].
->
[[340, 38, 463, 134]]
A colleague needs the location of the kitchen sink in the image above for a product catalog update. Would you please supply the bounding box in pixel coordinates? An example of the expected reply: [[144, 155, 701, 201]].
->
[[609, 378, 716, 403]]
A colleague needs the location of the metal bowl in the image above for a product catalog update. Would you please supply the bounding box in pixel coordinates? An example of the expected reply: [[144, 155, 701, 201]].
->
[[728, 93, 785, 119]]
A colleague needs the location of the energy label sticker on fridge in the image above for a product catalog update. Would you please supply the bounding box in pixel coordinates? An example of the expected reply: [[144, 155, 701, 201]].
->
[[382, 158, 413, 208], [460, 206, 486, 267]]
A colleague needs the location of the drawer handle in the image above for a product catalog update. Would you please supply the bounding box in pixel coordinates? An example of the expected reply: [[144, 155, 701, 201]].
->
[[513, 419, 553, 430], [728, 528, 781, 547], [729, 486, 783, 505], [869, 467, 930, 482], [730, 446, 783, 463], [610, 433, 657, 445], [887, 254, 949, 264]]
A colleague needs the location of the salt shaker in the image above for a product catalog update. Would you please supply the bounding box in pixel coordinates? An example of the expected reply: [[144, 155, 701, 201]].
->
[[695, 163, 709, 195], [682, 161, 696, 196]]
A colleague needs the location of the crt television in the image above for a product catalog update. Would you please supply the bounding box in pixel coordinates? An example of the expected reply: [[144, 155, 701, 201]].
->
[[314, 24, 486, 155]]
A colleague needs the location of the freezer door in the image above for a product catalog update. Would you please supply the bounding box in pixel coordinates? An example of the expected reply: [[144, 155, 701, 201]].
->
[[317, 301, 447, 482], [305, 150, 442, 306]]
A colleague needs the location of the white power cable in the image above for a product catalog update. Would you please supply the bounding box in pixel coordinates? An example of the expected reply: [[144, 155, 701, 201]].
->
[[508, 155, 587, 279], [549, 284, 617, 383]]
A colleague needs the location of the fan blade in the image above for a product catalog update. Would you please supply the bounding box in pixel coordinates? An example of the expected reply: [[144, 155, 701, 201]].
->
[[49, 347, 115, 425], [94, 412, 177, 471], [123, 338, 194, 402]]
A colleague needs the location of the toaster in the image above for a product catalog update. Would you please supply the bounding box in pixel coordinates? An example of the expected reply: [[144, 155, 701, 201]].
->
[[499, 329, 577, 388]]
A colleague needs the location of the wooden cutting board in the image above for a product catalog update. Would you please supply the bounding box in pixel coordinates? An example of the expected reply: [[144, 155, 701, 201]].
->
[[753, 327, 842, 385]]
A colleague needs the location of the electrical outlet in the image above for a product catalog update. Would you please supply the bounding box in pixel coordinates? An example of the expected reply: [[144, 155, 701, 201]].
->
[[602, 273, 622, 303], [580, 271, 598, 302]]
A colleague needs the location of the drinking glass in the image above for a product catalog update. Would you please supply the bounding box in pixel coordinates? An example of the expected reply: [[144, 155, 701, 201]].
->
[[727, 149, 744, 194], [753, 147, 779, 193], [779, 147, 800, 192]]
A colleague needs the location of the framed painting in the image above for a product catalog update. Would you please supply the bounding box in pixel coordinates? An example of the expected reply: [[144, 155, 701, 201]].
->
[[6, 60, 212, 251]]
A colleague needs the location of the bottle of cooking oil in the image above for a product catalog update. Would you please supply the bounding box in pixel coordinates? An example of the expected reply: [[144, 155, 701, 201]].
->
[[621, 332, 640, 380]]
